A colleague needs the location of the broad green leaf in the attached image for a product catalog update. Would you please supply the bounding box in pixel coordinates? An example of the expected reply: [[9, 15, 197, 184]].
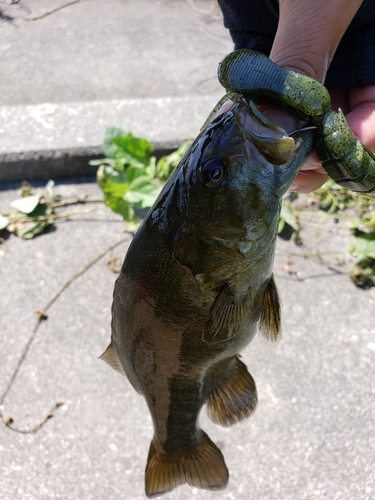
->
[[156, 140, 191, 181], [353, 231, 375, 260], [144, 156, 156, 179], [7, 204, 53, 239], [280, 202, 300, 233], [112, 133, 153, 167], [97, 165, 129, 198], [104, 195, 131, 218], [14, 219, 53, 239], [124, 167, 162, 208], [103, 127, 127, 158], [102, 127, 154, 170], [11, 195, 41, 214], [0, 214, 9, 230]]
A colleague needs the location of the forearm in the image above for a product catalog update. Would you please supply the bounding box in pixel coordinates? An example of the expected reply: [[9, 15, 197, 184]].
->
[[270, 0, 364, 82]]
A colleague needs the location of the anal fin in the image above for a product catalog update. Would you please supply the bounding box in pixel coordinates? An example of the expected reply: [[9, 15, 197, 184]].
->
[[258, 274, 281, 344], [145, 431, 228, 498], [99, 343, 125, 375], [206, 356, 257, 427]]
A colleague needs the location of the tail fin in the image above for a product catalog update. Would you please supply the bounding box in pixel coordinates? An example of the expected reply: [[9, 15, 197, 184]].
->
[[206, 356, 257, 426], [145, 431, 228, 498]]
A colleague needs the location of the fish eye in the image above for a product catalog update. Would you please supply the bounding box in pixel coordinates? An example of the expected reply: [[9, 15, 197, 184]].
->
[[201, 158, 227, 188]]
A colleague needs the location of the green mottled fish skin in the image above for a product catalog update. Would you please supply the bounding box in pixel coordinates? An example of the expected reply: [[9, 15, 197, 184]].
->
[[104, 99, 313, 498]]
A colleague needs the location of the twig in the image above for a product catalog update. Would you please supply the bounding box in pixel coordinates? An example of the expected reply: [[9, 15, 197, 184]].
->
[[7, 206, 102, 223], [292, 208, 374, 226], [2, 402, 64, 434], [50, 197, 104, 208], [0, 233, 131, 433], [25, 0, 81, 21]]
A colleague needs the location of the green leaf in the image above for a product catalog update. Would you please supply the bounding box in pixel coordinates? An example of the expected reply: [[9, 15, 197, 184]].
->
[[112, 133, 154, 167], [96, 165, 129, 198], [10, 195, 41, 214], [102, 194, 138, 230], [7, 204, 53, 239], [45, 180, 55, 197], [0, 214, 9, 230], [353, 231, 375, 260], [103, 195, 134, 220], [277, 217, 285, 234], [156, 140, 191, 181], [280, 202, 300, 233], [124, 167, 162, 208], [102, 127, 127, 158], [144, 156, 156, 179], [89, 158, 116, 167], [102, 127, 154, 170]]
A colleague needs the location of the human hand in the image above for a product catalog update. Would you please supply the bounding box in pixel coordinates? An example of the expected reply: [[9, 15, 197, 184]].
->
[[216, 0, 372, 193], [267, 0, 366, 192], [289, 85, 375, 192], [214, 85, 375, 193]]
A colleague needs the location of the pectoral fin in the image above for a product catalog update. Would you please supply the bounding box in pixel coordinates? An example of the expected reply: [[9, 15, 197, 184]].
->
[[258, 275, 281, 344], [203, 285, 252, 343]]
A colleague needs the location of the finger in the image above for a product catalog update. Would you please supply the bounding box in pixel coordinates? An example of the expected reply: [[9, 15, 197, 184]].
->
[[347, 86, 375, 152], [300, 151, 324, 172], [329, 88, 350, 114], [289, 170, 328, 193]]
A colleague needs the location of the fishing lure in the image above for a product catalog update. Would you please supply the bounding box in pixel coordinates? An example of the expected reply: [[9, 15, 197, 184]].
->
[[218, 49, 375, 195]]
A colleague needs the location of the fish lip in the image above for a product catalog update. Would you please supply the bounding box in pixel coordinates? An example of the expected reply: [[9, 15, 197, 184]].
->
[[232, 98, 312, 156], [231, 98, 297, 165], [231, 99, 314, 195]]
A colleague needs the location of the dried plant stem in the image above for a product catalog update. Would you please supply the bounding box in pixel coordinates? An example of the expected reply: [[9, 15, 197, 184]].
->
[[25, 0, 82, 21], [0, 234, 130, 433]]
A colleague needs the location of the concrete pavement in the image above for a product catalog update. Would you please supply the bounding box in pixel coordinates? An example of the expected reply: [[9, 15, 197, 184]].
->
[[1, 181, 374, 500], [0, 1, 375, 500], [0, 0, 232, 182]]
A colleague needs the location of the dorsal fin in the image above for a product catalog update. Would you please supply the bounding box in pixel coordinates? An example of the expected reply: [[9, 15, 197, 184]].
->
[[258, 275, 281, 344], [203, 285, 252, 343], [99, 343, 125, 375]]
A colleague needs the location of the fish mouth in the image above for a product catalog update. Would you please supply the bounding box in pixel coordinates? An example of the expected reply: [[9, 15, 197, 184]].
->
[[232, 98, 314, 196], [232, 98, 296, 165]]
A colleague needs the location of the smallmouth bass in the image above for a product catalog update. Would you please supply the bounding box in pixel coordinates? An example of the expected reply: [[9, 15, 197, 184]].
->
[[101, 97, 313, 497]]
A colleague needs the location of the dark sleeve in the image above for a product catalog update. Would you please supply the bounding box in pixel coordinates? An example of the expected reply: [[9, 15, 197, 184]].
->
[[217, 0, 375, 89]]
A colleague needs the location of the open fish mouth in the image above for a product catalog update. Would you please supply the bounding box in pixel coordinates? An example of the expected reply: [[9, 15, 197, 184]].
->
[[232, 97, 297, 166]]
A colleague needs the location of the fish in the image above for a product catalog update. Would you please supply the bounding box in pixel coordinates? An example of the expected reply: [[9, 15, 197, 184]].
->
[[100, 96, 313, 498]]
